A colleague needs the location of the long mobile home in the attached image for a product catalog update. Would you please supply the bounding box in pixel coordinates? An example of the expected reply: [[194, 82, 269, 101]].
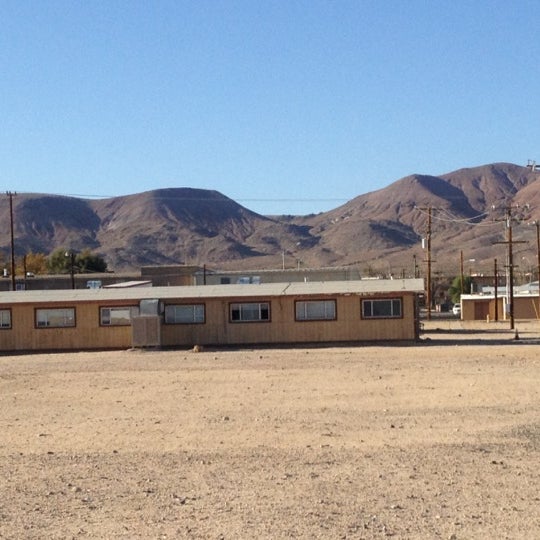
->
[[0, 279, 424, 352]]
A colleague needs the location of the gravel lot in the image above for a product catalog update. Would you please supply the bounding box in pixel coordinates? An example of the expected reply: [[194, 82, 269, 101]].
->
[[1, 320, 539, 539]]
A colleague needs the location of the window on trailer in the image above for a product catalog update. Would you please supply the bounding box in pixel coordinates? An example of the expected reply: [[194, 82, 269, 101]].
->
[[165, 304, 205, 324], [100, 306, 139, 326], [230, 302, 270, 322], [295, 300, 336, 321], [0, 309, 11, 329], [36, 308, 76, 328], [361, 298, 402, 319]]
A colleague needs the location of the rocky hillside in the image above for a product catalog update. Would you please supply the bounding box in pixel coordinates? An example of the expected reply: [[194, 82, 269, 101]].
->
[[297, 163, 540, 274], [1, 163, 539, 276]]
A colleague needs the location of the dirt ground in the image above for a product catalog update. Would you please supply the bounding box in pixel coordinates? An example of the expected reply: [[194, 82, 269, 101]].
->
[[1, 320, 540, 539]]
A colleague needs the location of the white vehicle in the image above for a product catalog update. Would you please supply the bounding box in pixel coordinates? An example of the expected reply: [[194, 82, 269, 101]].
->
[[452, 304, 461, 316]]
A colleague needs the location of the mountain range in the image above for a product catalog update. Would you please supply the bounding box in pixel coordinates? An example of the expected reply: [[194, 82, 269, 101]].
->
[[1, 162, 539, 277]]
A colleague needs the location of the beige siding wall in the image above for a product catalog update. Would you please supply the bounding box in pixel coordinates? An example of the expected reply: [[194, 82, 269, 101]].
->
[[1, 293, 418, 352], [161, 293, 417, 347], [0, 301, 136, 351], [491, 298, 505, 321], [462, 300, 478, 321], [514, 297, 540, 320], [463, 296, 539, 321]]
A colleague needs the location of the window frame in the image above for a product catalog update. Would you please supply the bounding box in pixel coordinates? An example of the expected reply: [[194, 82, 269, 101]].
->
[[0, 308, 12, 329], [361, 297, 403, 319], [35, 307, 76, 329], [99, 306, 140, 327], [164, 303, 206, 325], [295, 299, 337, 321], [229, 301, 271, 323]]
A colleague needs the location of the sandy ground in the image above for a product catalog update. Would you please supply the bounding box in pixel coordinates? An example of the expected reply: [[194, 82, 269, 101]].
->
[[1, 320, 540, 539]]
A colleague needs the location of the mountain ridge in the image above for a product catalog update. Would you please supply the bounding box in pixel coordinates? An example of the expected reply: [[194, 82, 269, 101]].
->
[[1, 162, 539, 275]]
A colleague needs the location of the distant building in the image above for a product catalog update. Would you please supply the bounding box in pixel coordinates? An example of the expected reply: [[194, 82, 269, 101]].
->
[[194, 266, 363, 285], [0, 264, 365, 291], [140, 265, 201, 286], [461, 282, 540, 321], [0, 265, 203, 292]]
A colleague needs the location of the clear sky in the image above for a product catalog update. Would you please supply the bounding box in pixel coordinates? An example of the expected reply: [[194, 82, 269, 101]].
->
[[2, 1, 540, 215]]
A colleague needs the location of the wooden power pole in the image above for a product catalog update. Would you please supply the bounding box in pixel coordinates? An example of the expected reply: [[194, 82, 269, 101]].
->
[[7, 191, 16, 291], [494, 206, 527, 330]]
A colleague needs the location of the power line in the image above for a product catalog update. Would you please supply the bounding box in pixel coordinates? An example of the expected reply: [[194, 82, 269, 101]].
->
[[14, 190, 351, 204], [414, 204, 492, 226]]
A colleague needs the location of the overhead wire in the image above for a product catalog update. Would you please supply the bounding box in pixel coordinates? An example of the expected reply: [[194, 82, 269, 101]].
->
[[12, 190, 350, 204], [413, 205, 496, 227]]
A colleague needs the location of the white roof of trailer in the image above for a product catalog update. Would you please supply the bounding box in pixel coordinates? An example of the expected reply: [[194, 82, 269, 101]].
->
[[461, 292, 539, 300], [0, 279, 425, 305]]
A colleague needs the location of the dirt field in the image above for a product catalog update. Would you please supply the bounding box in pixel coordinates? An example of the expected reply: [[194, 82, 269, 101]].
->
[[1, 320, 540, 539]]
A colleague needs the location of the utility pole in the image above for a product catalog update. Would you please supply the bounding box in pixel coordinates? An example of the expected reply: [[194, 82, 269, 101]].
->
[[530, 220, 540, 320], [7, 191, 16, 291], [507, 208, 515, 329], [23, 254, 27, 290], [65, 251, 76, 290], [494, 258, 498, 322], [531, 219, 540, 277], [460, 250, 464, 296], [416, 206, 435, 319], [426, 207, 432, 320], [494, 205, 527, 330]]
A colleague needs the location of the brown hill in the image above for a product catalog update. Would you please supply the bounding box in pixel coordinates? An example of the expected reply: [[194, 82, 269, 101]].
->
[[296, 162, 540, 275], [1, 188, 316, 271], [1, 163, 539, 276]]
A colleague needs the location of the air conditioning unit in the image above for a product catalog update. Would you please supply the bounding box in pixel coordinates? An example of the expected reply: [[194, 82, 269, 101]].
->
[[139, 298, 164, 316], [131, 315, 161, 348]]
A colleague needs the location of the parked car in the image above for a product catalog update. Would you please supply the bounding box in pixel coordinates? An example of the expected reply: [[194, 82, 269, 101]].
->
[[452, 304, 461, 316]]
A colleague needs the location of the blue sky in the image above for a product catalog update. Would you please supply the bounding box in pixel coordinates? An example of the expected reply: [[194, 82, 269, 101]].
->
[[2, 1, 540, 215]]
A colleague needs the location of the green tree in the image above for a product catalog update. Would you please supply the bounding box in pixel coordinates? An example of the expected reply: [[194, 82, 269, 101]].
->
[[76, 249, 107, 273], [47, 248, 73, 274], [448, 275, 473, 305], [47, 248, 107, 274]]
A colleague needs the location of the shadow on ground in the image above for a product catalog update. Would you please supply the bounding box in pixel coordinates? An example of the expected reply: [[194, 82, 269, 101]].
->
[[420, 319, 540, 346]]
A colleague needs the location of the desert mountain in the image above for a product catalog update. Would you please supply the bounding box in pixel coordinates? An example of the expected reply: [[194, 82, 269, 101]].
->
[[1, 163, 539, 276], [296, 163, 540, 275]]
